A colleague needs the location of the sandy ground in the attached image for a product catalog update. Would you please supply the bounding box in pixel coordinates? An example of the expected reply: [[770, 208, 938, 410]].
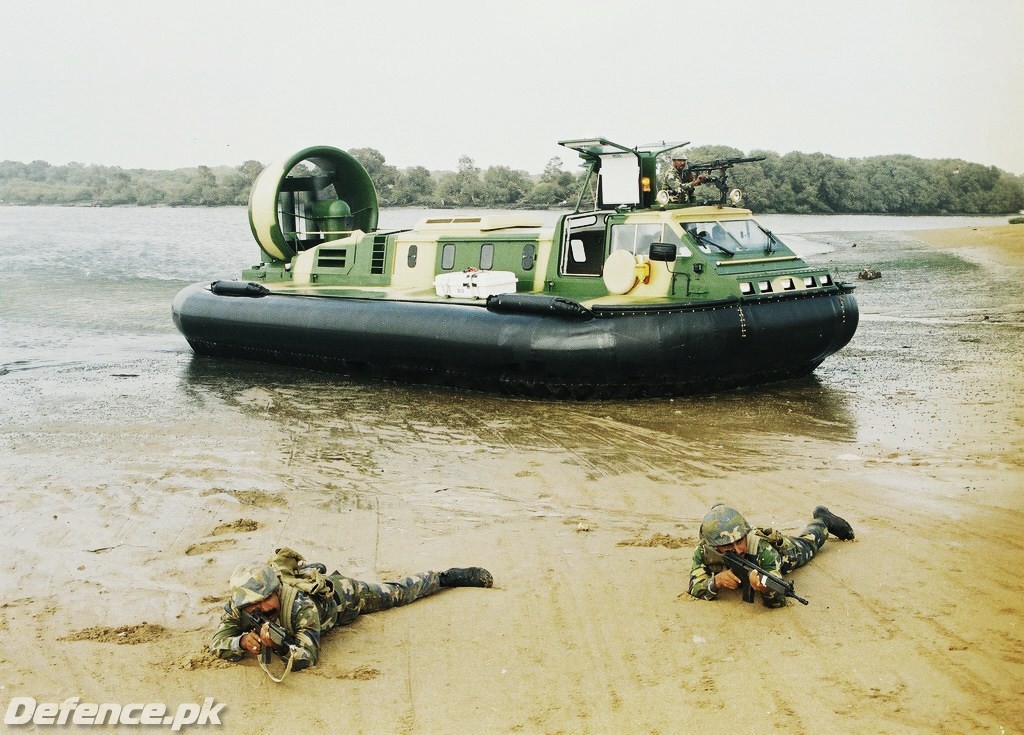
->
[[2, 225, 1023, 734], [913, 223, 1024, 267]]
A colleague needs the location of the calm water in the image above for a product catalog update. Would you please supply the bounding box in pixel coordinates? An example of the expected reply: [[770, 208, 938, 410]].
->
[[0, 205, 1018, 464]]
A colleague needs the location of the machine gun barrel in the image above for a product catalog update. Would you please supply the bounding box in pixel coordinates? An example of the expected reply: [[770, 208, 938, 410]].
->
[[687, 156, 766, 173]]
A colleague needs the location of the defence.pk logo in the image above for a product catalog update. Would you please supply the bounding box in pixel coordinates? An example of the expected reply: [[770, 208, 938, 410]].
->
[[4, 697, 225, 730]]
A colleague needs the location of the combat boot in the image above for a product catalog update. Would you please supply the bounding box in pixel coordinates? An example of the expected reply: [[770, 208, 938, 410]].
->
[[813, 506, 855, 540], [439, 567, 493, 588]]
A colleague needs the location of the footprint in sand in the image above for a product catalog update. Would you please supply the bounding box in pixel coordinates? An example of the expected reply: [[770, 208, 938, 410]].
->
[[210, 518, 260, 536], [184, 539, 237, 556]]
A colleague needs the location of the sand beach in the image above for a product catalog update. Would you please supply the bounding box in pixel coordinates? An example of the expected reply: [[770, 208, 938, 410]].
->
[[1, 222, 1022, 734]]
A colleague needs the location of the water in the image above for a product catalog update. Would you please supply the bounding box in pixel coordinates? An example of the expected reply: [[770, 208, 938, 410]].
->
[[0, 205, 1019, 469]]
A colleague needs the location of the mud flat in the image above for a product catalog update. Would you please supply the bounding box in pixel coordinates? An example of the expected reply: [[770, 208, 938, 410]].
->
[[1, 227, 1022, 733], [913, 222, 1024, 265]]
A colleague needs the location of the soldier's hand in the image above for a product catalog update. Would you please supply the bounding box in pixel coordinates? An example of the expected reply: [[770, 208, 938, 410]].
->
[[258, 622, 275, 648], [714, 570, 741, 590], [240, 631, 263, 655], [748, 570, 769, 593]]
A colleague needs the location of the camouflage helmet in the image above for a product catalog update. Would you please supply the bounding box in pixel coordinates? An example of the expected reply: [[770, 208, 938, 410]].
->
[[671, 149, 689, 161], [700, 503, 751, 547], [228, 561, 281, 608]]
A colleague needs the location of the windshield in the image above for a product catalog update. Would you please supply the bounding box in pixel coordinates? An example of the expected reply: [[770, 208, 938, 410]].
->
[[682, 220, 773, 253], [610, 222, 684, 256]]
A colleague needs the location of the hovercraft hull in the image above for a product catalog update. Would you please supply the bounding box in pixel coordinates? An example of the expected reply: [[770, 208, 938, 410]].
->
[[172, 283, 858, 398]]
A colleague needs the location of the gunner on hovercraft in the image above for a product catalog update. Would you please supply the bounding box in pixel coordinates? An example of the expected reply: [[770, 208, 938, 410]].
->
[[172, 137, 858, 398]]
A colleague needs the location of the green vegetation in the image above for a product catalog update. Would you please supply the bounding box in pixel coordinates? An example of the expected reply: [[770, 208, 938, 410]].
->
[[2, 146, 1022, 215], [0, 160, 264, 207], [1009, 216, 1024, 224]]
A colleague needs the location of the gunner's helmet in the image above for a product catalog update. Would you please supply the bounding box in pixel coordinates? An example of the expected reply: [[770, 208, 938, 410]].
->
[[700, 504, 751, 547], [228, 562, 281, 608]]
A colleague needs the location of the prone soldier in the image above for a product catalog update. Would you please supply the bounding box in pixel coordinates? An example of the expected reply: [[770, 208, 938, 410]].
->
[[688, 504, 854, 607], [210, 547, 492, 677]]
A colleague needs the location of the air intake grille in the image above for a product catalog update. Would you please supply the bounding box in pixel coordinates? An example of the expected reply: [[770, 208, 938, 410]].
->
[[370, 237, 387, 274], [317, 248, 348, 268]]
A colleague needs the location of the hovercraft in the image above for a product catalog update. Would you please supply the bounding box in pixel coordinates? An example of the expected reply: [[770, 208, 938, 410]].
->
[[172, 138, 857, 398]]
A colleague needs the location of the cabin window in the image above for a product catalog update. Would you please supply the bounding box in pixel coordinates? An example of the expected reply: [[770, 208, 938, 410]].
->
[[441, 243, 456, 270], [522, 243, 535, 270], [480, 243, 494, 270], [721, 220, 771, 250], [611, 224, 683, 257], [570, 239, 586, 262], [683, 220, 773, 254], [407, 244, 418, 268], [684, 222, 738, 253], [565, 233, 604, 275], [560, 215, 606, 277], [610, 223, 684, 261]]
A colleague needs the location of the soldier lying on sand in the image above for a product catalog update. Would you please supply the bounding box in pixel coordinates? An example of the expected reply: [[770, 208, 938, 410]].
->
[[689, 504, 854, 607], [211, 547, 492, 673]]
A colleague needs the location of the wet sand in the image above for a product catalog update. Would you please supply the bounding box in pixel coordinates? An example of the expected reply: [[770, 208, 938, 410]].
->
[[914, 223, 1024, 266], [1, 226, 1023, 733]]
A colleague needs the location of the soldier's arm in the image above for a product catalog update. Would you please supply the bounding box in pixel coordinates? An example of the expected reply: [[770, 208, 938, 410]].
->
[[209, 604, 247, 661], [283, 595, 323, 671], [688, 545, 718, 600], [754, 546, 786, 607]]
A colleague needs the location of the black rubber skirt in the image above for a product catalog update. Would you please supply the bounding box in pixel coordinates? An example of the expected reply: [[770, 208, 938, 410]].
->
[[172, 284, 858, 398]]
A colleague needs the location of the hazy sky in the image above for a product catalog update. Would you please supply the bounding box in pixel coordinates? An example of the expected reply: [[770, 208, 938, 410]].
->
[[3, 0, 1022, 174]]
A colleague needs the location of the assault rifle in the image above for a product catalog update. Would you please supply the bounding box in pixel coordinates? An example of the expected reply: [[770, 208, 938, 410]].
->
[[685, 156, 766, 205], [723, 552, 809, 606], [240, 609, 298, 682]]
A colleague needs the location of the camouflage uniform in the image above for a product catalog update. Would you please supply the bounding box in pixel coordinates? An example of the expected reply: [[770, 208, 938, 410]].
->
[[660, 163, 701, 203], [210, 569, 441, 670], [688, 521, 828, 608]]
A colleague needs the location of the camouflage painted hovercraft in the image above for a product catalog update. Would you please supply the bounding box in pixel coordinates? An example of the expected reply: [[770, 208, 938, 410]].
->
[[172, 138, 858, 398]]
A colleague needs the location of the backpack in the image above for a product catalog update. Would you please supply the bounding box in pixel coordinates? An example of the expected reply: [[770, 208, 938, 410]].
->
[[268, 547, 335, 600]]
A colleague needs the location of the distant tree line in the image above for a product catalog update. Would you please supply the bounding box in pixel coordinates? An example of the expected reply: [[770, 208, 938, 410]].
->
[[1, 145, 1022, 215], [0, 159, 265, 207]]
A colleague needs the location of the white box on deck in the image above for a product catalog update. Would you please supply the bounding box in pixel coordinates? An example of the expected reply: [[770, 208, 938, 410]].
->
[[434, 270, 517, 299]]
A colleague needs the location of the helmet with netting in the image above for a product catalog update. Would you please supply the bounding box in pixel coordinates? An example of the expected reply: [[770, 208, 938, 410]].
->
[[228, 562, 281, 608], [700, 504, 751, 547]]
